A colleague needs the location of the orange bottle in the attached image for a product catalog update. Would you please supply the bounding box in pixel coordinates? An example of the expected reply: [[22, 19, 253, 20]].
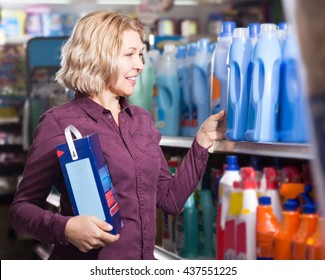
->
[[256, 196, 280, 259], [291, 185, 318, 260], [306, 217, 325, 260], [274, 199, 300, 259]]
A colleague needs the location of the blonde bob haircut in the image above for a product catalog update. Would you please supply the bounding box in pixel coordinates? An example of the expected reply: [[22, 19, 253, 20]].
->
[[56, 11, 145, 96]]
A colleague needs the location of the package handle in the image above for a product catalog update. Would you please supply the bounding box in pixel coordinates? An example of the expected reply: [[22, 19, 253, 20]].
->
[[64, 125, 83, 160]]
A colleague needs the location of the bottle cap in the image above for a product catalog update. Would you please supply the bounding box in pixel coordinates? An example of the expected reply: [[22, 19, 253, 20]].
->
[[220, 21, 236, 37], [248, 22, 261, 38], [225, 155, 239, 171], [259, 196, 271, 205]]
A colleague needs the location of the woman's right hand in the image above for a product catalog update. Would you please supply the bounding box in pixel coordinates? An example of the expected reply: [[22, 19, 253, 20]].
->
[[65, 215, 120, 253]]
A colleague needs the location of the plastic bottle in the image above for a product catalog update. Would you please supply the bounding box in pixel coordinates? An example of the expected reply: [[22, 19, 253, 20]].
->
[[217, 155, 241, 260], [155, 44, 181, 136], [128, 45, 155, 115], [236, 166, 258, 260], [259, 167, 282, 223], [177, 45, 191, 137], [187, 42, 197, 136], [248, 22, 261, 47], [199, 189, 216, 258], [256, 196, 280, 259], [306, 216, 325, 260], [225, 27, 253, 141], [224, 180, 242, 260], [212, 21, 236, 114], [291, 185, 318, 260], [162, 160, 178, 252], [278, 25, 310, 143], [249, 156, 263, 187], [176, 193, 199, 259], [190, 38, 212, 137], [274, 183, 302, 260], [245, 23, 282, 142]]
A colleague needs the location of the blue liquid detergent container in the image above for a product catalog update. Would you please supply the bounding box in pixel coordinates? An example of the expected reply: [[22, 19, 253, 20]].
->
[[177, 45, 192, 137], [245, 23, 282, 142], [187, 42, 198, 137], [191, 38, 212, 137], [212, 21, 236, 114], [225, 27, 253, 141], [248, 23, 260, 47], [155, 44, 181, 136], [278, 27, 310, 143]]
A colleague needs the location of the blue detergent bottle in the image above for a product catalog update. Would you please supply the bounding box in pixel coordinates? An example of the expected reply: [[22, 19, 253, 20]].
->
[[245, 23, 282, 142], [190, 38, 212, 137], [248, 22, 261, 47], [187, 42, 198, 136], [155, 44, 181, 136], [177, 45, 192, 137], [225, 27, 253, 141], [278, 26, 310, 143], [212, 21, 236, 114]]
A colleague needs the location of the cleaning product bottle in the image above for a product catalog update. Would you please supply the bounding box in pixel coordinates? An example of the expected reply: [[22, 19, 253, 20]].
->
[[162, 160, 178, 252], [259, 167, 282, 223], [273, 182, 304, 260], [217, 155, 241, 259], [176, 193, 199, 259], [249, 155, 263, 188], [278, 24, 310, 143], [187, 42, 198, 136], [212, 21, 236, 114], [177, 45, 191, 137], [248, 22, 260, 47], [128, 45, 155, 115], [224, 180, 242, 260], [256, 196, 280, 259], [236, 166, 258, 260], [291, 185, 318, 260], [245, 23, 282, 142], [155, 44, 181, 136], [190, 38, 212, 137], [306, 216, 325, 260], [225, 27, 253, 141], [199, 189, 216, 258]]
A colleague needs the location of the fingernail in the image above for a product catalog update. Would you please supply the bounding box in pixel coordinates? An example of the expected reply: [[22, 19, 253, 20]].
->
[[107, 224, 113, 231]]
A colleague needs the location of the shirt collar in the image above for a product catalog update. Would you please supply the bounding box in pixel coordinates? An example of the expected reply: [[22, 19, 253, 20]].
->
[[74, 92, 133, 121]]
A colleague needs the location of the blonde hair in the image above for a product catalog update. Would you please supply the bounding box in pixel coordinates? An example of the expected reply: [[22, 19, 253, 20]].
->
[[56, 11, 145, 95]]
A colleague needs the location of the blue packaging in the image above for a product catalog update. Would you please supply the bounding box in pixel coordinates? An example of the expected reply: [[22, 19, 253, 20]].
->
[[225, 27, 253, 141], [155, 44, 181, 136], [56, 125, 123, 235], [278, 30, 310, 143], [190, 38, 212, 137], [245, 23, 282, 142]]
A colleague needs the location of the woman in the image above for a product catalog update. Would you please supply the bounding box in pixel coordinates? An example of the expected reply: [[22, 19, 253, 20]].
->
[[9, 11, 225, 260]]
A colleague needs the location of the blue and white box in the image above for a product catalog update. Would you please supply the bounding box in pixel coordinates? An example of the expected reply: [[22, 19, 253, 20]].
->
[[56, 125, 123, 235]]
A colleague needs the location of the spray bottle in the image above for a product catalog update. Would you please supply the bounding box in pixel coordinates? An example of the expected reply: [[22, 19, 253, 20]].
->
[[259, 167, 282, 223], [236, 166, 258, 260], [291, 185, 318, 260], [273, 183, 303, 260]]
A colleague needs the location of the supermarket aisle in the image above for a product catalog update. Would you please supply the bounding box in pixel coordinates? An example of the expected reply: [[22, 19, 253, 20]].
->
[[0, 206, 38, 260]]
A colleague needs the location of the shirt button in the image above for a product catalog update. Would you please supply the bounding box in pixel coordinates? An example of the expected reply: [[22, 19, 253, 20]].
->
[[137, 177, 142, 182]]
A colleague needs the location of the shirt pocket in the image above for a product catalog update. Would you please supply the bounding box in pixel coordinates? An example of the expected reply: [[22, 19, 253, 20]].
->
[[131, 131, 161, 159]]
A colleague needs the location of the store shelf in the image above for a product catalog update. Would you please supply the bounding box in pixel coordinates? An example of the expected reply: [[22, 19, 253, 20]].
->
[[160, 136, 314, 160], [154, 245, 182, 260]]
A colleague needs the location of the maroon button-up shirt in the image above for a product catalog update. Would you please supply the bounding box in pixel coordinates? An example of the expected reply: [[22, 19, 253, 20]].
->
[[9, 93, 209, 260]]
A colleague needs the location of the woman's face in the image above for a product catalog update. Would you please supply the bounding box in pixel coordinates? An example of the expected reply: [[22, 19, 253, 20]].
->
[[110, 29, 145, 97]]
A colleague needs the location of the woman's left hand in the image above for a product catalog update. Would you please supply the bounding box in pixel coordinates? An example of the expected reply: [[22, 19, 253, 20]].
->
[[196, 110, 226, 149]]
